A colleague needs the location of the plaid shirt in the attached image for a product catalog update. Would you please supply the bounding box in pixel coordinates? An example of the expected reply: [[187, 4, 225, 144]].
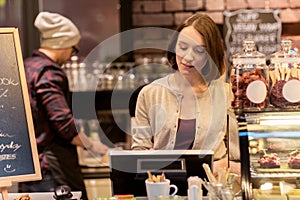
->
[[24, 50, 77, 155]]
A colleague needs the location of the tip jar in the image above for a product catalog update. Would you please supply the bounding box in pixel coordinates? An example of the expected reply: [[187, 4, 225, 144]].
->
[[269, 39, 300, 109], [230, 39, 269, 111]]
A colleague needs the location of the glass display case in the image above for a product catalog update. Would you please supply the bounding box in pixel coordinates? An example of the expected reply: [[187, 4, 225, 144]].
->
[[238, 111, 300, 200]]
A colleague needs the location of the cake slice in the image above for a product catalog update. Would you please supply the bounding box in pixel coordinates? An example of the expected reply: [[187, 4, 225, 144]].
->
[[288, 150, 300, 169], [259, 153, 280, 168]]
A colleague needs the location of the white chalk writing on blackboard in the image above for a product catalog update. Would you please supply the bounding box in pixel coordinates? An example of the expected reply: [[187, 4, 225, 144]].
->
[[4, 164, 16, 173], [0, 89, 8, 98], [0, 77, 19, 86], [0, 154, 16, 161], [0, 141, 21, 152], [224, 9, 282, 62], [259, 23, 280, 31], [236, 12, 259, 22], [0, 129, 13, 138], [233, 23, 258, 32], [0, 76, 19, 109]]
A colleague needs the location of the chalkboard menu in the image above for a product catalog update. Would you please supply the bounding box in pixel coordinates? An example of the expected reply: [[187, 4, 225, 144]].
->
[[0, 28, 41, 183], [224, 9, 282, 62]]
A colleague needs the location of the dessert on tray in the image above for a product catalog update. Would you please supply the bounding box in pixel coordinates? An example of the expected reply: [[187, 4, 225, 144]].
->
[[288, 150, 300, 169], [258, 153, 281, 168], [14, 194, 32, 200]]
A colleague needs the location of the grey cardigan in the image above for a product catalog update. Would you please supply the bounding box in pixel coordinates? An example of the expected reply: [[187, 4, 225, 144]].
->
[[131, 73, 240, 160]]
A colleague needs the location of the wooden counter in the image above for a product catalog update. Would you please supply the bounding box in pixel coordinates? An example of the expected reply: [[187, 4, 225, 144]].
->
[[0, 192, 81, 200]]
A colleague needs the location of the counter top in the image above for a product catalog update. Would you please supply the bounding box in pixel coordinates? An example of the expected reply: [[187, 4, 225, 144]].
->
[[0, 192, 81, 200], [81, 164, 110, 179], [78, 150, 110, 179]]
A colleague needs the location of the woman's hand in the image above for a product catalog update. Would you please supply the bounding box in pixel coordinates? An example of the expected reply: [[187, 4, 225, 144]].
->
[[213, 157, 228, 175], [213, 157, 241, 183], [228, 161, 241, 181]]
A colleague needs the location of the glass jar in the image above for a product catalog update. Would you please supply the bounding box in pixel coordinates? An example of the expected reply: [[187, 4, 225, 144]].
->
[[230, 39, 268, 111], [269, 39, 300, 109]]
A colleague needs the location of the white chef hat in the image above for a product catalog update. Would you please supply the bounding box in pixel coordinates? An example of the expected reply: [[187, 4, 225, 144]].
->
[[34, 11, 81, 49]]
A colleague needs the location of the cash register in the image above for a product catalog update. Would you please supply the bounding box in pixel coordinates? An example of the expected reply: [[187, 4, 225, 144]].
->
[[109, 149, 213, 196]]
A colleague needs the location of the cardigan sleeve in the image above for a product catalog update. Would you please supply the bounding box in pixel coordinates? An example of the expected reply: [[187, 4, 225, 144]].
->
[[131, 88, 153, 150], [228, 109, 240, 161], [225, 82, 240, 161]]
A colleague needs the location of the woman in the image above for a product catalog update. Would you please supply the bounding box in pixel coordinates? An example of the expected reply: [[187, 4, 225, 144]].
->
[[131, 13, 240, 176]]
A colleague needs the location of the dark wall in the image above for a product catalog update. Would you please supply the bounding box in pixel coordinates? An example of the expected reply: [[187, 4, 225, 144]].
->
[[0, 0, 39, 58], [39, 0, 121, 60]]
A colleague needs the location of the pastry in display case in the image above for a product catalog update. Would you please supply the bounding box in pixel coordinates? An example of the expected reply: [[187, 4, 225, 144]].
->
[[258, 152, 281, 168], [238, 111, 300, 200], [288, 150, 300, 169]]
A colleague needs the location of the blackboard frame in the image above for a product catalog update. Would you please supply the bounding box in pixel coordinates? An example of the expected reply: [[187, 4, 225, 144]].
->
[[0, 28, 41, 183]]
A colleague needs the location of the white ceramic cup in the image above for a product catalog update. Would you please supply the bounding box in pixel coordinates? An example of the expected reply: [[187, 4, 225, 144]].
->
[[145, 179, 178, 200]]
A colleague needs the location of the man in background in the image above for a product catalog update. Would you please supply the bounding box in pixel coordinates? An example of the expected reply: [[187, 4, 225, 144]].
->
[[19, 11, 109, 200]]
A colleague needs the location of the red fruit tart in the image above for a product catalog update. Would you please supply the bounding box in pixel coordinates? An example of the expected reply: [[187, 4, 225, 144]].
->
[[258, 153, 280, 168], [288, 150, 300, 169]]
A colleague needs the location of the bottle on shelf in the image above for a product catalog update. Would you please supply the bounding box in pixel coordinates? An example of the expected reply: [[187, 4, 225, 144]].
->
[[77, 62, 88, 91], [62, 62, 73, 90], [124, 62, 136, 89], [70, 55, 80, 91], [135, 57, 152, 86], [230, 39, 269, 111], [87, 119, 101, 142], [269, 39, 300, 109], [115, 63, 125, 90], [103, 66, 115, 90]]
